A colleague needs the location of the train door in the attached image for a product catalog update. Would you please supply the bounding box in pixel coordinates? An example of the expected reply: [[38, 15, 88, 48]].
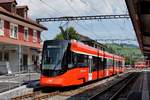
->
[[102, 58, 106, 77], [99, 57, 104, 78], [113, 57, 115, 75], [93, 56, 100, 80], [88, 56, 92, 81], [116, 61, 119, 74], [106, 59, 109, 76], [122, 60, 125, 72]]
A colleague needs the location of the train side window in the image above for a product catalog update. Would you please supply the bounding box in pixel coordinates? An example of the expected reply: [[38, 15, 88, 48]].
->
[[62, 48, 74, 69], [99, 57, 104, 70], [118, 61, 120, 67], [67, 50, 74, 68], [121, 61, 123, 67], [103, 58, 107, 69], [114, 60, 116, 67], [116, 61, 118, 67], [61, 51, 68, 70], [92, 57, 102, 71], [119, 61, 122, 67], [107, 59, 113, 68], [92, 57, 98, 71], [115, 61, 117, 67], [75, 53, 88, 67]]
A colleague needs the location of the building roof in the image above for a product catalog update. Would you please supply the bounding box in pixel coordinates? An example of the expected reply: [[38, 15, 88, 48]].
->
[[0, 0, 17, 4], [78, 33, 107, 50], [0, 6, 47, 30], [78, 33, 91, 41], [16, 5, 29, 10]]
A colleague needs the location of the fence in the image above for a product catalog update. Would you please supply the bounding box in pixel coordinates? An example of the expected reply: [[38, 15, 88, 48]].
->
[[0, 64, 40, 93]]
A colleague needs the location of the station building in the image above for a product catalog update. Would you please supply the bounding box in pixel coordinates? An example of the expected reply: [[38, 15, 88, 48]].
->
[[0, 0, 47, 74]]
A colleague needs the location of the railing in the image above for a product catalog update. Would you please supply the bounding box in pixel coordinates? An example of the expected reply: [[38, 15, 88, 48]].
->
[[0, 64, 40, 93]]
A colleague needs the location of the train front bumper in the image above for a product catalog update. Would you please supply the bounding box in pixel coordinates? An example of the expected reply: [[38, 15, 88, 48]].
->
[[40, 76, 65, 87]]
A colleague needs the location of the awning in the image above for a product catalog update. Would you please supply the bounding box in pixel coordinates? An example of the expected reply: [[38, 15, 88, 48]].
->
[[126, 0, 150, 58]]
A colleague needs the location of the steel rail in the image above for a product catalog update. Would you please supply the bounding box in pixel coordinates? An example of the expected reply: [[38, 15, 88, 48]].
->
[[88, 73, 138, 100], [109, 75, 137, 100], [11, 91, 41, 100], [11, 91, 59, 100], [11, 72, 133, 100]]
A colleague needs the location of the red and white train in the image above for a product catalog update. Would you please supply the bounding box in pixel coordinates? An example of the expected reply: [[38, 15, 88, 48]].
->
[[134, 60, 150, 69], [40, 40, 125, 87]]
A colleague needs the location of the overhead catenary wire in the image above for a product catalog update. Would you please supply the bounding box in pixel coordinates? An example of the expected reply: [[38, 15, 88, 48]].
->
[[29, 0, 53, 17], [65, 0, 103, 38], [75, 21, 136, 44], [34, 0, 136, 44], [79, 0, 132, 42], [101, 0, 131, 37], [74, 21, 108, 39], [65, 0, 80, 15], [109, 19, 132, 39], [74, 21, 96, 37], [102, 1, 130, 33], [69, 0, 104, 36], [80, 0, 104, 14], [39, 0, 64, 16], [61, 0, 114, 40], [64, 0, 131, 43], [28, 0, 50, 41], [74, 22, 136, 47]]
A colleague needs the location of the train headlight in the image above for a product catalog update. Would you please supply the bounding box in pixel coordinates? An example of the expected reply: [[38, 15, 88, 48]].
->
[[48, 79, 53, 82]]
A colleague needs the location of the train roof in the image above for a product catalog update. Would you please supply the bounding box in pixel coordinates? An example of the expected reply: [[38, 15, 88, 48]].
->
[[71, 40, 125, 61], [43, 40, 124, 61]]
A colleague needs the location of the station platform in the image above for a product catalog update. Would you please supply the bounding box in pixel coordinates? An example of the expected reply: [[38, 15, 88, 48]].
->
[[127, 70, 150, 100]]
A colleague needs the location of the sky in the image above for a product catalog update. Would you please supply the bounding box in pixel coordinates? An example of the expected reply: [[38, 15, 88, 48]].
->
[[16, 0, 138, 45]]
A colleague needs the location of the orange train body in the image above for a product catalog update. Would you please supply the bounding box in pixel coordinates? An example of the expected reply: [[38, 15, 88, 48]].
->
[[134, 60, 150, 69], [40, 40, 125, 87]]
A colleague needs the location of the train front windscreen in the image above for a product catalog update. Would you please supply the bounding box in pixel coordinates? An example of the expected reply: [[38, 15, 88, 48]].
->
[[41, 40, 69, 77]]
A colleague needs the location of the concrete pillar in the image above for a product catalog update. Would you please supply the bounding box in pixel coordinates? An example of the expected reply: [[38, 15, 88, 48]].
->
[[18, 45, 22, 86], [18, 45, 22, 72]]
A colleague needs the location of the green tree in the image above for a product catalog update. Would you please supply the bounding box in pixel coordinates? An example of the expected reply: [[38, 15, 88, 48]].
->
[[54, 33, 64, 40], [54, 27, 80, 40]]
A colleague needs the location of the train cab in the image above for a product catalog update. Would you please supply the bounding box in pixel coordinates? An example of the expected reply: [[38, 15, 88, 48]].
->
[[40, 40, 73, 86]]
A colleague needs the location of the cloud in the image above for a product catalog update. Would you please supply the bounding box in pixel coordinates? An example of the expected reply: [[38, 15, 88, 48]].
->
[[86, 0, 127, 14], [16, 0, 127, 18], [16, 0, 92, 18], [16, 0, 136, 45]]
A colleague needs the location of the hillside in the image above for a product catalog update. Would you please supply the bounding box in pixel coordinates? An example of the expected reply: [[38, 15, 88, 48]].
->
[[106, 43, 143, 65]]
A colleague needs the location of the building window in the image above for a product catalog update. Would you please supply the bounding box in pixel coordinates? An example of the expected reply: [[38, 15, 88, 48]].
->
[[24, 27, 28, 41], [33, 30, 37, 42], [0, 19, 4, 36], [10, 23, 18, 38]]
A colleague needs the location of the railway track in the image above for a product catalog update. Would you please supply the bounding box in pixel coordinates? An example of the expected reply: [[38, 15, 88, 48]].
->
[[88, 73, 139, 100], [11, 72, 134, 100], [11, 91, 59, 100]]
